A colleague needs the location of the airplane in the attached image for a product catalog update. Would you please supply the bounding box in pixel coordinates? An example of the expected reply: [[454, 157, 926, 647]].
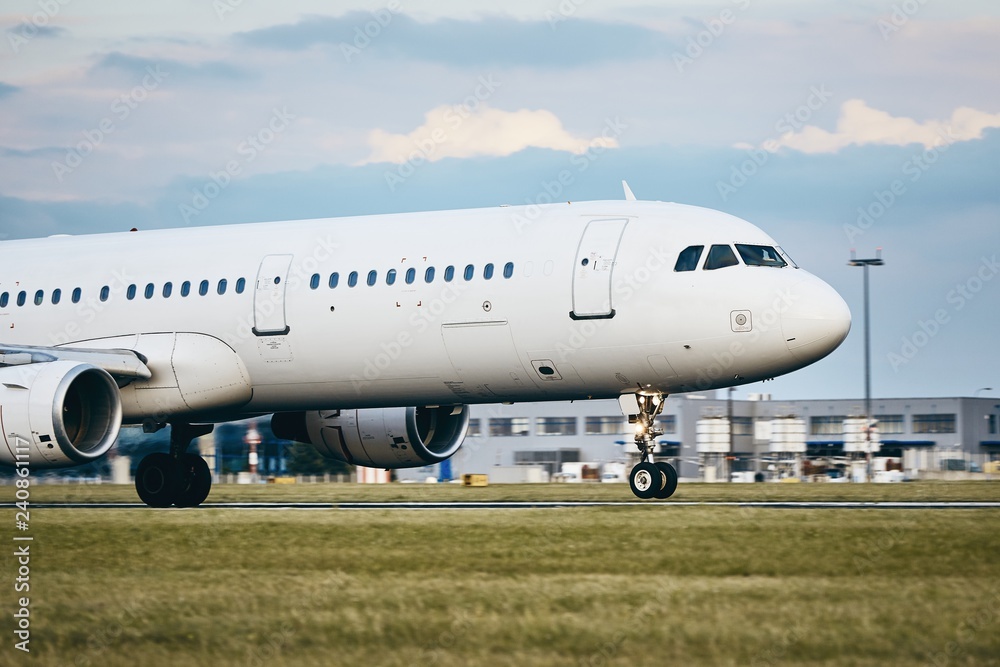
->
[[0, 184, 851, 506]]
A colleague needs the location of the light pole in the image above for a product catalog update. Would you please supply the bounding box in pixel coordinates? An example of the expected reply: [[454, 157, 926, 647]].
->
[[849, 248, 884, 478], [974, 387, 993, 397]]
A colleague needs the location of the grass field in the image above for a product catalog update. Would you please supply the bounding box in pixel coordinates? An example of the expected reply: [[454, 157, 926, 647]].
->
[[4, 482, 999, 666]]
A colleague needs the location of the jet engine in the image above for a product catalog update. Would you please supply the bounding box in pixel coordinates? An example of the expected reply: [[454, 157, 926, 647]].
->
[[271, 405, 469, 468], [0, 360, 122, 468]]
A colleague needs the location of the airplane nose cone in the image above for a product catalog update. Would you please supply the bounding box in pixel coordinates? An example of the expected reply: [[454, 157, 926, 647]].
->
[[781, 275, 852, 364]]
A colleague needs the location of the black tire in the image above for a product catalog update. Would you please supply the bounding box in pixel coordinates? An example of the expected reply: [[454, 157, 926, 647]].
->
[[629, 462, 663, 500], [135, 453, 181, 508], [174, 453, 212, 508], [654, 462, 678, 499]]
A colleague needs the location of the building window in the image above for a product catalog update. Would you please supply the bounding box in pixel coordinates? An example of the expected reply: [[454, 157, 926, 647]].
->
[[537, 417, 577, 436], [913, 414, 956, 434], [810, 416, 846, 435], [489, 417, 530, 437], [656, 415, 678, 434], [732, 416, 753, 436], [514, 449, 580, 477], [874, 415, 904, 435], [990, 415, 997, 436], [585, 416, 627, 435], [467, 419, 481, 437]]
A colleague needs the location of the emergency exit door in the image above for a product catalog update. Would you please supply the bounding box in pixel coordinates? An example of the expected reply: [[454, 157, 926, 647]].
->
[[570, 218, 628, 319], [253, 254, 293, 335]]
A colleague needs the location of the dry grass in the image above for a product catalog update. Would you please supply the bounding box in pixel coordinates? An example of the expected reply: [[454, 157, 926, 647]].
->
[[3, 490, 998, 666]]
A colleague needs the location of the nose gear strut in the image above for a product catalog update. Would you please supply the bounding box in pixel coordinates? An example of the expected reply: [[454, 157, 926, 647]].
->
[[622, 393, 678, 500]]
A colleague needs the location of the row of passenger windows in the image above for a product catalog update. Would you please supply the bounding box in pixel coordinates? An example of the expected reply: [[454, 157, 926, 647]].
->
[[310, 262, 515, 290], [674, 243, 792, 272], [0, 261, 518, 308], [0, 278, 248, 308]]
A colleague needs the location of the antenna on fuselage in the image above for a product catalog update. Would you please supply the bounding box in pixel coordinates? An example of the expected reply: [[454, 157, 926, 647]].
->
[[622, 181, 637, 201]]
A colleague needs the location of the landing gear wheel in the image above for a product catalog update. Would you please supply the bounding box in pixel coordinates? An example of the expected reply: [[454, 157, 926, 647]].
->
[[135, 453, 181, 508], [629, 461, 663, 500], [654, 462, 678, 499], [174, 453, 212, 508]]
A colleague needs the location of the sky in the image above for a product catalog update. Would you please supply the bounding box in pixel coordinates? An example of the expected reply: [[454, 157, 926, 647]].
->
[[0, 0, 998, 402]]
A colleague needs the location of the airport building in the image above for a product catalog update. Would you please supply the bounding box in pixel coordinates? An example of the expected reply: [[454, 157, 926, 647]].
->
[[398, 392, 1000, 482]]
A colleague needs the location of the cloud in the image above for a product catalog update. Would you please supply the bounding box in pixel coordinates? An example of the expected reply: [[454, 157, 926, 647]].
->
[[5, 24, 67, 39], [0, 82, 20, 99], [359, 104, 619, 164], [764, 99, 1000, 153], [237, 13, 668, 67], [94, 52, 251, 81]]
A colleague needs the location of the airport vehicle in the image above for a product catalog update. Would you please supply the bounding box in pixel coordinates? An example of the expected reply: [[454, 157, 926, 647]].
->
[[0, 186, 850, 505]]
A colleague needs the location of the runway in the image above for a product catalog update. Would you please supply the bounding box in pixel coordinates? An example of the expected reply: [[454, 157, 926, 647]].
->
[[25, 501, 1000, 510]]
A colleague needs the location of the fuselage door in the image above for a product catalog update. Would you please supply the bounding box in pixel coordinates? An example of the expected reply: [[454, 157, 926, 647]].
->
[[571, 218, 629, 319], [253, 254, 293, 336]]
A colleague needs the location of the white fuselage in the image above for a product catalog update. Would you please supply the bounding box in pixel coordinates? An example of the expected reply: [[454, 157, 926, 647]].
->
[[0, 200, 850, 423]]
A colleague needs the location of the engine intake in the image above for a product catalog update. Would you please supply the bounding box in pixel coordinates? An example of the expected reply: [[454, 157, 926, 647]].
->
[[0, 361, 122, 468], [272, 405, 469, 468]]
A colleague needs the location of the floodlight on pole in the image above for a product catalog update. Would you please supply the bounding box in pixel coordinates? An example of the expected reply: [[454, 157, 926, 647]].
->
[[849, 248, 884, 478]]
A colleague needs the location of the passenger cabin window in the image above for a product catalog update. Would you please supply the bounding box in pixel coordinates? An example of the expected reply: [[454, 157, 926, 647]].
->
[[444, 266, 455, 282], [386, 269, 397, 286], [162, 283, 172, 298], [235, 278, 246, 294], [310, 273, 320, 289], [17, 291, 26, 307], [181, 281, 191, 297], [100, 286, 110, 302], [127, 285, 137, 300], [145, 283, 155, 299], [674, 245, 704, 272], [405, 268, 416, 285], [52, 288, 61, 305], [72, 288, 81, 303], [735, 244, 787, 268], [34, 290, 43, 306], [464, 264, 475, 281], [217, 279, 227, 295], [704, 244, 739, 270], [199, 280, 209, 296], [0, 292, 7, 308], [483, 263, 494, 280], [347, 271, 358, 287], [503, 262, 514, 279], [367, 270, 377, 287], [425, 267, 435, 283], [329, 273, 339, 289]]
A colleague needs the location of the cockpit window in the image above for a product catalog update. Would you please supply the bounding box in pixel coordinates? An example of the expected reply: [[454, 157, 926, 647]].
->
[[736, 244, 788, 268], [704, 244, 739, 270], [777, 246, 798, 268], [674, 245, 704, 272]]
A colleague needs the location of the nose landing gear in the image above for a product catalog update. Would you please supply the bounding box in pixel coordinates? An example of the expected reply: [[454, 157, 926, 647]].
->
[[623, 393, 678, 500]]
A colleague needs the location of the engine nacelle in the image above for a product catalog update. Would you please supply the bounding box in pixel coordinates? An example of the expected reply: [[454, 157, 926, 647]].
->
[[0, 361, 122, 468], [272, 405, 469, 468]]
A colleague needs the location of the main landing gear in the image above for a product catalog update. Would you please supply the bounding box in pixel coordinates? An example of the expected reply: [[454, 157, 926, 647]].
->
[[135, 423, 214, 508], [624, 393, 678, 500]]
